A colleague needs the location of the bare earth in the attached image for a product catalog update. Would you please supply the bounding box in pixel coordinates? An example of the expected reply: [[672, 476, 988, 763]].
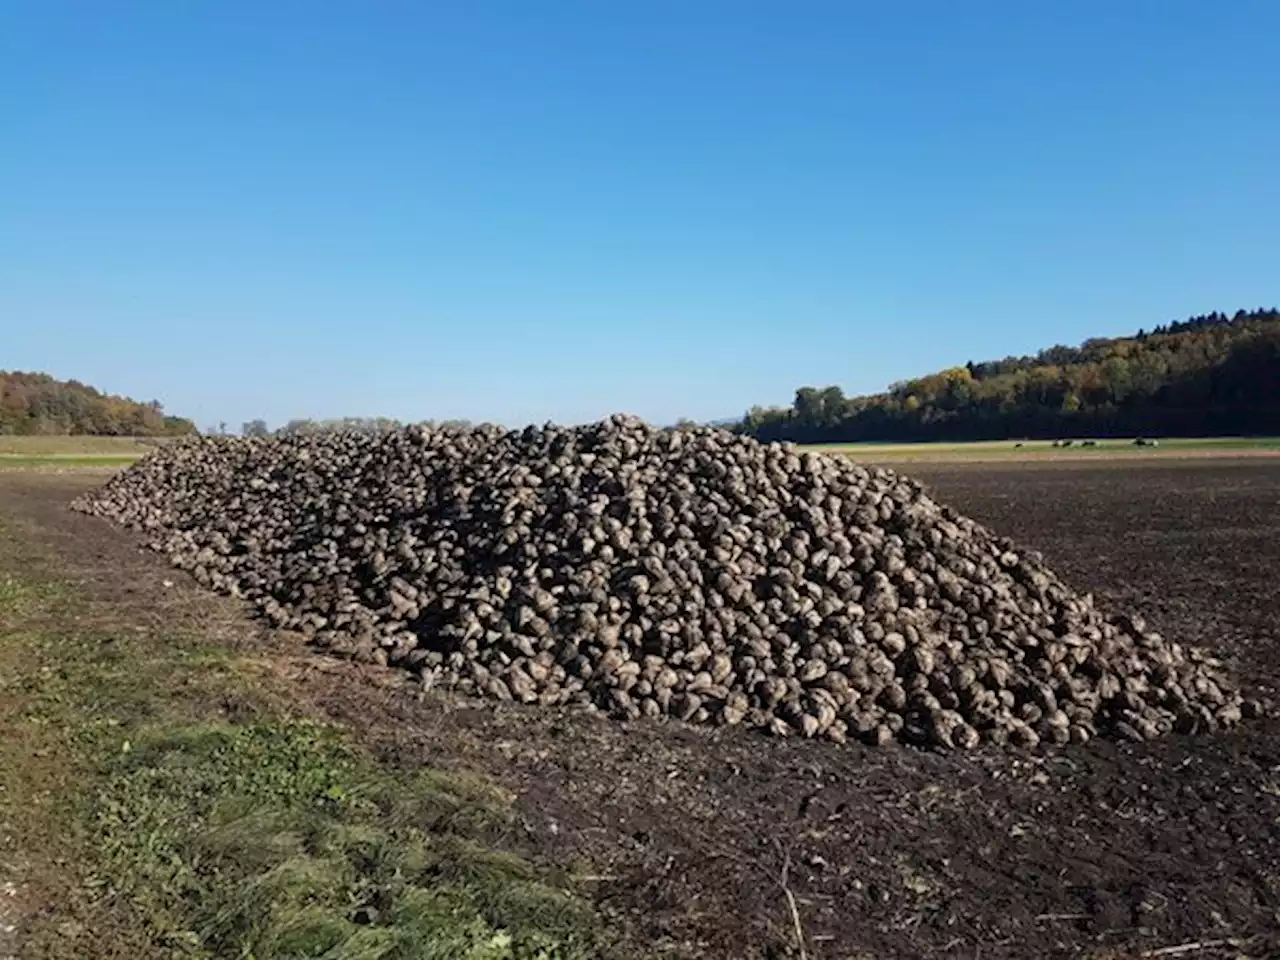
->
[[2, 459, 1279, 959]]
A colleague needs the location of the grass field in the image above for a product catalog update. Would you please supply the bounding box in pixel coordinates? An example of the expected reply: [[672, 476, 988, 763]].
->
[[809, 435, 1280, 462], [0, 455, 145, 470], [0, 435, 167, 456], [0, 436, 169, 469]]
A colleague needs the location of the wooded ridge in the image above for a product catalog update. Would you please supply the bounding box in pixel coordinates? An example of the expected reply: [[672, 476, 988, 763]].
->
[[0, 371, 196, 436], [739, 308, 1280, 442]]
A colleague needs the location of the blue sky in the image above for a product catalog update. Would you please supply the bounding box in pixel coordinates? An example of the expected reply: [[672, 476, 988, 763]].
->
[[3, 1, 1277, 431]]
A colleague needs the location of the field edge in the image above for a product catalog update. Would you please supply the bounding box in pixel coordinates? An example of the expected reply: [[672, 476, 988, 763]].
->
[[0, 515, 626, 960]]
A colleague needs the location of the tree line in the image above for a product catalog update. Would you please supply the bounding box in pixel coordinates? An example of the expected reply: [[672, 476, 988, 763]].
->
[[0, 371, 197, 436], [11, 306, 1277, 442], [739, 308, 1280, 443], [230, 417, 476, 437]]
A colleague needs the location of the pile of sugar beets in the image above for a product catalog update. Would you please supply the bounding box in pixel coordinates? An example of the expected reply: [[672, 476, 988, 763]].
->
[[73, 415, 1260, 749]]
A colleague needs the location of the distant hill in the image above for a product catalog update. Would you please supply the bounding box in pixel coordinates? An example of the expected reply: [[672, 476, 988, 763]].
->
[[0, 371, 197, 436], [740, 308, 1280, 443]]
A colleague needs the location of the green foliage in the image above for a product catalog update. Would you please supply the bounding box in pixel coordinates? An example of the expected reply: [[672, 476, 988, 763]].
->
[[0, 552, 612, 960], [274, 417, 406, 436], [90, 722, 604, 959], [239, 418, 482, 437], [0, 370, 197, 436], [743, 308, 1280, 442], [0, 572, 61, 613]]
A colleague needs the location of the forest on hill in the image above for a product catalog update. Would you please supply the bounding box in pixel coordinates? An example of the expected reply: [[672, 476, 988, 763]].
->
[[0, 371, 197, 436], [740, 308, 1280, 443]]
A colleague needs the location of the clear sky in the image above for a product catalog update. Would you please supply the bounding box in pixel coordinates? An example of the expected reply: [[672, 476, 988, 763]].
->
[[3, 2, 1277, 431]]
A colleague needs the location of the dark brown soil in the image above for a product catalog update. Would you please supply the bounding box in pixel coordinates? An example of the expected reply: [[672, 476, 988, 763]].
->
[[3, 460, 1280, 960]]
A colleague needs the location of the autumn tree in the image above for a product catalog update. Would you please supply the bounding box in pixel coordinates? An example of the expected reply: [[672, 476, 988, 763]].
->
[[0, 371, 196, 436], [738, 308, 1280, 442]]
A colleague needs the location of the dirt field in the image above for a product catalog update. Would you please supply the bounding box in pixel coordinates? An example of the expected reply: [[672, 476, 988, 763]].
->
[[2, 460, 1279, 959], [810, 437, 1280, 464]]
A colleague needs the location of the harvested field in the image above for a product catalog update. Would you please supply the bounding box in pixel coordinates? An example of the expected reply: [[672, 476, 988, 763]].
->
[[809, 436, 1280, 464], [3, 458, 1280, 958]]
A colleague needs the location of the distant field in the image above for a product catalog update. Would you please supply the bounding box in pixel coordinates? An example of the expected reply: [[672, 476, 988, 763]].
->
[[0, 455, 143, 470], [0, 437, 161, 470], [4, 433, 1279, 468], [808, 436, 1280, 462], [0, 435, 166, 456]]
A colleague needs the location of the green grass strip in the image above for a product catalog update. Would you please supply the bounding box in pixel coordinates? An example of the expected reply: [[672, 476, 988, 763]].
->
[[0, 558, 612, 959]]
